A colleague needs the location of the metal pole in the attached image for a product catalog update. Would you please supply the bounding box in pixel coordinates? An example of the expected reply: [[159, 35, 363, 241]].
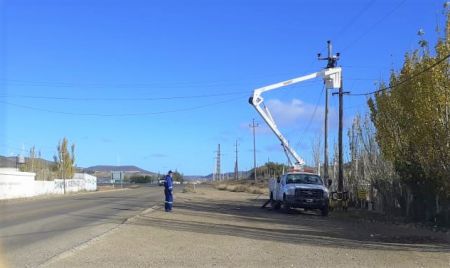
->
[[319, 40, 339, 187], [324, 86, 329, 185], [218, 144, 221, 181], [235, 140, 239, 180], [61, 150, 65, 194], [338, 79, 344, 193], [252, 119, 258, 182]]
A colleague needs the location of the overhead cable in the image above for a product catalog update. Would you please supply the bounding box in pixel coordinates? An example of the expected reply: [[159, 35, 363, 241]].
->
[[341, 0, 407, 52], [0, 97, 243, 117], [348, 53, 450, 96]]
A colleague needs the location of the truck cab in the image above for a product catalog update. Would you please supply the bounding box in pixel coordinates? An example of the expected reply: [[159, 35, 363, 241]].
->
[[269, 171, 329, 216]]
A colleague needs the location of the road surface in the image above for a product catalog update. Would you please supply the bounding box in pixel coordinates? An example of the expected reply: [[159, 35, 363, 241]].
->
[[44, 186, 450, 268], [0, 185, 166, 267], [1, 185, 449, 267]]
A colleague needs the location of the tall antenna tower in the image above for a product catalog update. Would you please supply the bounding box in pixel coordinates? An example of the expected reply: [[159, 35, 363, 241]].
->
[[234, 140, 239, 180], [215, 144, 221, 181]]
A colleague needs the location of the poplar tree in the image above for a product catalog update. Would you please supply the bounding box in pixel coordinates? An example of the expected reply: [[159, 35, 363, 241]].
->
[[368, 10, 449, 220], [54, 137, 76, 180]]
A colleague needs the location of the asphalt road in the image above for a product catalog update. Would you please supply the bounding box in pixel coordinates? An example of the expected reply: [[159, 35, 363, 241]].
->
[[0, 185, 167, 267], [37, 187, 450, 268]]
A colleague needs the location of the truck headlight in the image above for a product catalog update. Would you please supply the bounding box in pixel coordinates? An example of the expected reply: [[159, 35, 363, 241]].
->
[[287, 188, 296, 196], [323, 190, 329, 199]]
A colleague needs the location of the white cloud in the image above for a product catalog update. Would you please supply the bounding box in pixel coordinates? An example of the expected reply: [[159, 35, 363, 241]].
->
[[265, 98, 325, 127]]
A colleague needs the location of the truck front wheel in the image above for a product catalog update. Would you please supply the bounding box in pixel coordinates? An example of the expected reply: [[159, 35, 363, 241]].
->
[[321, 205, 329, 216]]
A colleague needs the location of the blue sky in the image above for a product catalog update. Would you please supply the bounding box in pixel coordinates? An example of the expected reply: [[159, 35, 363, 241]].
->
[[0, 0, 447, 175]]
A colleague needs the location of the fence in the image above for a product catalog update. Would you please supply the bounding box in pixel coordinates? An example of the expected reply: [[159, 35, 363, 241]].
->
[[0, 168, 97, 200]]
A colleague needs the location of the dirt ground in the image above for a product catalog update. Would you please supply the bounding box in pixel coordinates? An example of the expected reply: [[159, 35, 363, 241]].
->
[[44, 186, 450, 268]]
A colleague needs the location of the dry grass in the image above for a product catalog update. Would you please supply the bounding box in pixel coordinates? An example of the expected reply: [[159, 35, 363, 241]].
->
[[97, 185, 116, 191], [216, 184, 227, 190], [213, 180, 268, 195], [181, 184, 197, 193]]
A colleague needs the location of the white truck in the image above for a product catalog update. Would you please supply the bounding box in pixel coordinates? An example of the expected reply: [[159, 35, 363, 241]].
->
[[248, 58, 341, 216], [269, 170, 329, 216]]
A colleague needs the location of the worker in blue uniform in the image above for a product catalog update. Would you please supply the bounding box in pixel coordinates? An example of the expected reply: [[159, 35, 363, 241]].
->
[[164, 170, 174, 212]]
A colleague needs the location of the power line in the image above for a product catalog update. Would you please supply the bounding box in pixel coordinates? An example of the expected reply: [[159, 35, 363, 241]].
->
[[295, 84, 325, 149], [348, 53, 450, 96], [0, 91, 250, 102], [0, 96, 242, 117], [0, 78, 250, 88], [332, 0, 377, 43], [1, 80, 323, 102], [341, 0, 407, 52], [0, 71, 322, 90]]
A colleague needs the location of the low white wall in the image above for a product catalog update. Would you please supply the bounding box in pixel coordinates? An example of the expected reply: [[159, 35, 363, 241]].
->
[[72, 173, 97, 191], [0, 169, 97, 200], [0, 168, 36, 199]]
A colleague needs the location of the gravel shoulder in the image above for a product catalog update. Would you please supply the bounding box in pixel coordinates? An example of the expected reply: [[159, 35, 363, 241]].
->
[[43, 186, 450, 268]]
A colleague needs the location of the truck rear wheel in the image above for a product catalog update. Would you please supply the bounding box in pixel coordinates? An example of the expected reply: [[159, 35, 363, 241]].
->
[[282, 195, 291, 213], [270, 193, 279, 209], [270, 193, 281, 210], [273, 201, 281, 210]]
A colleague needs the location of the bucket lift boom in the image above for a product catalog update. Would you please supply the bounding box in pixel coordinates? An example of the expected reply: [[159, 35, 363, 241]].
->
[[248, 67, 342, 168]]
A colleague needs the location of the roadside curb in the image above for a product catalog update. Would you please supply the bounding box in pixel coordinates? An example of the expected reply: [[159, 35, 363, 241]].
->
[[125, 205, 160, 224], [38, 204, 160, 267]]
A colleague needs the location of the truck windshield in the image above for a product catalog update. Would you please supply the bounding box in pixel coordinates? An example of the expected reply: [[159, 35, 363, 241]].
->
[[286, 174, 322, 185]]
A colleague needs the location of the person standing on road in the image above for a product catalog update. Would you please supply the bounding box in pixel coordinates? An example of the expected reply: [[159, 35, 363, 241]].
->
[[164, 170, 174, 212]]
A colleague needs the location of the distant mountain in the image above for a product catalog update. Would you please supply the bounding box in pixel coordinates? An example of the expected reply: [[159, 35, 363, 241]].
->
[[0, 156, 17, 168], [84, 165, 152, 174], [0, 155, 55, 168]]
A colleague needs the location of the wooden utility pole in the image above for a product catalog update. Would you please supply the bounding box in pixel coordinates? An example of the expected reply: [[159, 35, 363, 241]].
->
[[249, 119, 259, 182], [333, 78, 349, 192], [318, 40, 340, 187]]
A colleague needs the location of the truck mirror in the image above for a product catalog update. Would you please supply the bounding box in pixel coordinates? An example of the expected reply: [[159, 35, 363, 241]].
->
[[327, 179, 332, 187]]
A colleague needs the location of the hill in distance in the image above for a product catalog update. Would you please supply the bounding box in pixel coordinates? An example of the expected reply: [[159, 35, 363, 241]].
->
[[84, 165, 154, 174], [0, 155, 56, 168]]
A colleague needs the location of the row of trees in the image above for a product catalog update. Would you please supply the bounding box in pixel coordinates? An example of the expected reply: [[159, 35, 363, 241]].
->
[[347, 10, 449, 224], [20, 137, 76, 181], [20, 137, 185, 185], [128, 170, 184, 184], [247, 161, 288, 181]]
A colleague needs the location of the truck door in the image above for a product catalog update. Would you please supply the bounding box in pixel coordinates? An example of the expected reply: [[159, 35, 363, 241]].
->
[[274, 176, 281, 201], [276, 175, 286, 200]]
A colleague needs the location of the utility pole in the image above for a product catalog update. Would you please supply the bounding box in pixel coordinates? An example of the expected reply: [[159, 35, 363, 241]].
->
[[332, 77, 349, 193], [212, 159, 216, 181], [215, 144, 221, 181], [318, 40, 340, 187], [234, 140, 239, 180], [249, 119, 259, 182], [60, 150, 66, 194]]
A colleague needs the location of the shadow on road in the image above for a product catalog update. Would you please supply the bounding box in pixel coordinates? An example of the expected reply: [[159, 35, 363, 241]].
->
[[130, 196, 450, 253]]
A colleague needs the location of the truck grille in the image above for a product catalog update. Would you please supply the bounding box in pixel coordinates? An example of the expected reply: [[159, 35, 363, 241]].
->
[[295, 189, 323, 199]]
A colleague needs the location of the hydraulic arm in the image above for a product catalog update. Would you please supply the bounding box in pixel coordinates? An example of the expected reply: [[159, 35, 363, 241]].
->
[[249, 67, 342, 168]]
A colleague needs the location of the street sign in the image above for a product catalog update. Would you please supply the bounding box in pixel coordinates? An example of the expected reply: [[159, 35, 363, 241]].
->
[[111, 171, 124, 185], [357, 190, 367, 199]]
